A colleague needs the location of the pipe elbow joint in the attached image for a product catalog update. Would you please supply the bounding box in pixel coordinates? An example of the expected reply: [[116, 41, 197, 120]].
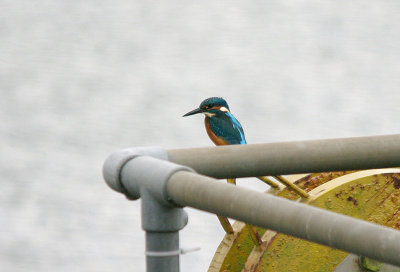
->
[[102, 146, 194, 206]]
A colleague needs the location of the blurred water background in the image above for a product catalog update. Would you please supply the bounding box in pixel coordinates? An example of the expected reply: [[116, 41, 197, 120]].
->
[[2, 1, 400, 271]]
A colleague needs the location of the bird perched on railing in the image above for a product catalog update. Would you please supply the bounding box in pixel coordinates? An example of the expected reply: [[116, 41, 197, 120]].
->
[[183, 97, 309, 245], [183, 97, 263, 244], [183, 97, 310, 198]]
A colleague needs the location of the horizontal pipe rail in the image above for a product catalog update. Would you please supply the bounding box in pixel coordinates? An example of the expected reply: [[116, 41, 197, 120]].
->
[[167, 170, 400, 267], [167, 134, 400, 178]]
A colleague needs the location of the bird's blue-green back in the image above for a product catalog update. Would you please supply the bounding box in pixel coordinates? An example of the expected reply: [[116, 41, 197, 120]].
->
[[207, 110, 246, 145]]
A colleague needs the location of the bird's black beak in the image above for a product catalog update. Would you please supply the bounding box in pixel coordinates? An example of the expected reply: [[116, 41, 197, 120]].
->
[[183, 108, 205, 117]]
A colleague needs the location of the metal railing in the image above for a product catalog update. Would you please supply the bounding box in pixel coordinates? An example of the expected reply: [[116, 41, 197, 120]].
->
[[167, 134, 400, 178], [102, 134, 400, 271]]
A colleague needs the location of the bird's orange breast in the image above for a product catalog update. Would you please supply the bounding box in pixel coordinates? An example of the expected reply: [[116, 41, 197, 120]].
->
[[204, 117, 229, 146]]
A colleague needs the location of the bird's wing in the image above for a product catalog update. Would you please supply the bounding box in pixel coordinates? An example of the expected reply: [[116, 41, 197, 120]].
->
[[208, 114, 247, 145]]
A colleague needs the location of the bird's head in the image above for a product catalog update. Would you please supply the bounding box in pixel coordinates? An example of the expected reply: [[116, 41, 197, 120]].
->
[[183, 97, 230, 118]]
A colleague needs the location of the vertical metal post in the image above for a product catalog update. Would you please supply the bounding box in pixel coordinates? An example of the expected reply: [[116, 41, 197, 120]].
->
[[103, 148, 191, 272], [140, 191, 187, 272], [146, 232, 180, 271]]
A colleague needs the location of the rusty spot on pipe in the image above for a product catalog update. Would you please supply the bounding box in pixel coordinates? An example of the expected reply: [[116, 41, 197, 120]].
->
[[394, 178, 400, 189], [347, 196, 358, 206]]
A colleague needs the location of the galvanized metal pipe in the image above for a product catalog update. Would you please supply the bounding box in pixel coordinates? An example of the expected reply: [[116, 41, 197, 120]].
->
[[167, 134, 400, 178], [167, 171, 400, 266], [103, 148, 190, 272], [145, 231, 180, 272]]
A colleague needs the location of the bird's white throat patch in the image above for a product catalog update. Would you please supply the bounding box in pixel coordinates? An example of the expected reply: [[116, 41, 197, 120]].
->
[[204, 112, 216, 117]]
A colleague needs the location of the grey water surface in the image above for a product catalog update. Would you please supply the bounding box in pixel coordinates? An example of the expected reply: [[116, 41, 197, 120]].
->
[[2, 1, 400, 271]]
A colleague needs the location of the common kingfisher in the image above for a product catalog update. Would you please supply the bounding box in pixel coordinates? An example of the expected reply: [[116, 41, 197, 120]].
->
[[183, 97, 246, 146], [183, 97, 263, 244], [183, 97, 310, 198], [183, 97, 309, 244]]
